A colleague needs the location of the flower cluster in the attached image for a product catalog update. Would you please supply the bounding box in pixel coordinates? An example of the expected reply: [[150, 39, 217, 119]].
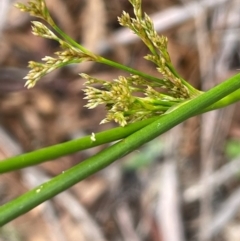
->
[[118, 0, 190, 98], [82, 74, 181, 126], [16, 0, 200, 126], [25, 49, 94, 88], [15, 3, 97, 88], [15, 0, 54, 25]]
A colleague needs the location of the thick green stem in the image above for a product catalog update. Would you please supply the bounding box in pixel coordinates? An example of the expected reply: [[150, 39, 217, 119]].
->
[[0, 73, 239, 226], [204, 88, 240, 112]]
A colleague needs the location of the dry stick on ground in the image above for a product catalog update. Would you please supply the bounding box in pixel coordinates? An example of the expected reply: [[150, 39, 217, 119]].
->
[[184, 156, 240, 203], [155, 124, 185, 241], [156, 159, 185, 241]]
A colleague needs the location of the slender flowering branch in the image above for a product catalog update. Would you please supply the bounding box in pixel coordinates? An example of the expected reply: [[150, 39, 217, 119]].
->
[[15, 0, 203, 125]]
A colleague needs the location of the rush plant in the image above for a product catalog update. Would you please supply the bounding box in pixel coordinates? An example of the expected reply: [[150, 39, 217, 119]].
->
[[0, 0, 240, 225]]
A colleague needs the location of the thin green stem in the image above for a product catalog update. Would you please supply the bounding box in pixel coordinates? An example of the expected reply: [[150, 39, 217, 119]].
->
[[0, 117, 159, 173], [52, 24, 92, 55], [166, 62, 201, 97], [98, 56, 165, 84], [48, 20, 166, 85], [44, 12, 201, 96], [0, 73, 239, 226]]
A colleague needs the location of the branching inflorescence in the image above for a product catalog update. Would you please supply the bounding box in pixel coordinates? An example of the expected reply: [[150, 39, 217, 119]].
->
[[15, 0, 201, 126]]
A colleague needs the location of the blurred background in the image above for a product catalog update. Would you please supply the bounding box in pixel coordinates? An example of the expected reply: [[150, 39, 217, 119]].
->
[[1, 0, 240, 240]]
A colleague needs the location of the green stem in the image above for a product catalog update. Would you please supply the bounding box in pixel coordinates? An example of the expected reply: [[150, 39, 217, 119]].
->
[[0, 73, 239, 226], [166, 62, 201, 97], [204, 88, 240, 112], [0, 117, 158, 173], [48, 14, 201, 96], [98, 56, 165, 84], [50, 22, 166, 85], [52, 24, 92, 55], [1, 79, 239, 174]]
